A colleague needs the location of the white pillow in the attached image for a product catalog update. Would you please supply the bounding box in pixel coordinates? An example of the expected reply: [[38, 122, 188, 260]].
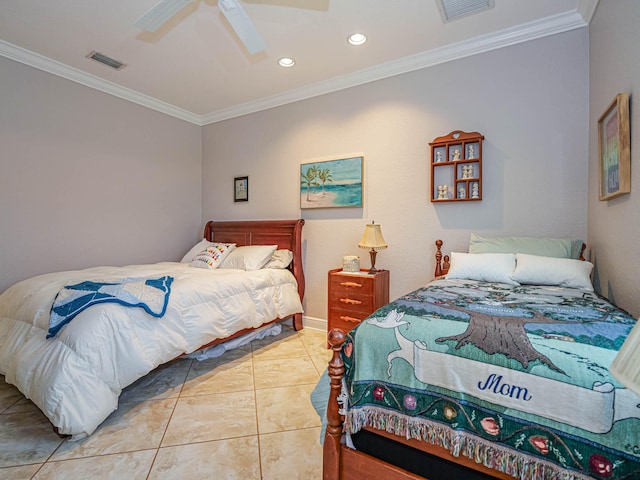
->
[[263, 249, 294, 269], [180, 239, 214, 263], [445, 252, 519, 286], [189, 243, 236, 270], [219, 245, 278, 271], [511, 253, 594, 291]]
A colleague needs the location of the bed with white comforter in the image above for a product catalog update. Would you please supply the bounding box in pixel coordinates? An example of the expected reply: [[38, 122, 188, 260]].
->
[[0, 262, 303, 439]]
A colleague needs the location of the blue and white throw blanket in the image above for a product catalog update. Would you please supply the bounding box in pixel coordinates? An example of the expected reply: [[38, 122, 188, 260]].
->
[[48, 276, 173, 338]]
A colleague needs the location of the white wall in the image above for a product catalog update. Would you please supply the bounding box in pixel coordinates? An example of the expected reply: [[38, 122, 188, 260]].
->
[[202, 29, 590, 321], [0, 57, 203, 293], [588, 0, 640, 317]]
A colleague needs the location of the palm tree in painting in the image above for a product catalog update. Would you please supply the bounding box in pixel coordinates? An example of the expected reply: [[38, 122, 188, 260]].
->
[[301, 166, 319, 201], [317, 168, 333, 196]]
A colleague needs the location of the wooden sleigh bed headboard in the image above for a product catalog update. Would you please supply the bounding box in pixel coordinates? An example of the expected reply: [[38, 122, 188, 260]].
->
[[203, 219, 305, 330]]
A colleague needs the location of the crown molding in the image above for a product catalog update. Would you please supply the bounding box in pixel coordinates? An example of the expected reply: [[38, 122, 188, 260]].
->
[[1, 7, 589, 127], [0, 40, 201, 125], [577, 0, 600, 24], [201, 10, 588, 125]]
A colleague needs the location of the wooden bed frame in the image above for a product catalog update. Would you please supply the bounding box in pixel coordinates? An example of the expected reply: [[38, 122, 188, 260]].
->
[[323, 238, 587, 480], [50, 219, 306, 438], [200, 218, 305, 341]]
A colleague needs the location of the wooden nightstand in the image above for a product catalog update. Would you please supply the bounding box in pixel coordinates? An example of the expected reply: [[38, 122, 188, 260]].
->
[[327, 268, 390, 335]]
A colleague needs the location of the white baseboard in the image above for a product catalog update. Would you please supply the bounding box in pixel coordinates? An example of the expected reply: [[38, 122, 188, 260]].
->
[[302, 315, 327, 332]]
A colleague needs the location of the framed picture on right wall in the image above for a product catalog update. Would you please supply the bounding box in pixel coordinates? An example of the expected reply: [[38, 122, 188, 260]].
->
[[598, 92, 630, 201]]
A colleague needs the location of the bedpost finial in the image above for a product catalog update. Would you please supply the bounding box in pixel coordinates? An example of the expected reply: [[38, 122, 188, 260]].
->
[[328, 328, 346, 349], [435, 239, 444, 278]]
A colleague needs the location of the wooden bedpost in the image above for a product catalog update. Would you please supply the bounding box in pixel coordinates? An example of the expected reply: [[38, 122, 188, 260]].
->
[[324, 328, 346, 480], [434, 240, 444, 278], [434, 239, 450, 278]]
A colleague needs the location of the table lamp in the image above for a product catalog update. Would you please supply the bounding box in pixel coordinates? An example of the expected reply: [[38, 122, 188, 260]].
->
[[358, 221, 388, 274]]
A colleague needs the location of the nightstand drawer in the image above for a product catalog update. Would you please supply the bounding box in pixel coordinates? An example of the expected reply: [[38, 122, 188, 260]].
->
[[328, 308, 367, 332], [329, 291, 375, 311], [329, 275, 374, 296]]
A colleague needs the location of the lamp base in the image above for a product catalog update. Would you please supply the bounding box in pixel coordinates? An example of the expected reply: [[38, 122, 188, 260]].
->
[[368, 249, 378, 275]]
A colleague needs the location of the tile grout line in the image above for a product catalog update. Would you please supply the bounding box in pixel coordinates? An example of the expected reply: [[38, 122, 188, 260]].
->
[[145, 357, 195, 479], [251, 339, 264, 480]]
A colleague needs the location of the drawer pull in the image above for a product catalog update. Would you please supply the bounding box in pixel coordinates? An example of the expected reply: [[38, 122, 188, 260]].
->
[[340, 298, 362, 305], [340, 281, 362, 288], [340, 315, 361, 323]]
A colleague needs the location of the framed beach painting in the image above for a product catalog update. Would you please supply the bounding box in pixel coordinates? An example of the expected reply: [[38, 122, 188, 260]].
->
[[300, 156, 363, 209], [598, 93, 630, 201]]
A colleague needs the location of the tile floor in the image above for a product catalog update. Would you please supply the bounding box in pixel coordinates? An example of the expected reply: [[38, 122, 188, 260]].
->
[[0, 325, 331, 480]]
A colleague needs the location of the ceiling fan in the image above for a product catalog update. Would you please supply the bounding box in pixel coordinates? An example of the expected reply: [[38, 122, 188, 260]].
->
[[135, 0, 267, 54]]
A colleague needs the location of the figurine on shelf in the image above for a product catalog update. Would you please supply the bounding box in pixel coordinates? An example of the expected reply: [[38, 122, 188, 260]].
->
[[437, 185, 449, 200], [471, 182, 480, 198], [452, 149, 461, 161], [461, 165, 473, 179], [458, 187, 466, 199], [468, 144, 475, 159], [436, 151, 443, 163]]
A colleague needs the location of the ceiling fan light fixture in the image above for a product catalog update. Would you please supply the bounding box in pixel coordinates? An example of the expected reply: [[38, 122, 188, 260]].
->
[[218, 0, 267, 54], [348, 33, 367, 46], [278, 57, 295, 68], [134, 0, 192, 32]]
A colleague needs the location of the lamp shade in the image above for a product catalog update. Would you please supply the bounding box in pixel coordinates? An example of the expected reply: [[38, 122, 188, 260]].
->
[[358, 222, 388, 250], [609, 320, 640, 397]]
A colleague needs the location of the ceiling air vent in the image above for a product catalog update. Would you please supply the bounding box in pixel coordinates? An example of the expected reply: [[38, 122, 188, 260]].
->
[[86, 50, 126, 70], [436, 0, 494, 23]]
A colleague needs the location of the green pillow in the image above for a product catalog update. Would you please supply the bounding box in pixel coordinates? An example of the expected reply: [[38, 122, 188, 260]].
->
[[469, 233, 583, 259]]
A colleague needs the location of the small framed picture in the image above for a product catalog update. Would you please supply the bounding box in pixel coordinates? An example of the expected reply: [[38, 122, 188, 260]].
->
[[598, 93, 630, 201], [234, 176, 248, 202]]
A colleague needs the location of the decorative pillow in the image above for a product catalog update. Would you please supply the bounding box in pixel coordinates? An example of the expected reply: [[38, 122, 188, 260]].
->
[[445, 252, 519, 286], [219, 245, 278, 271], [180, 239, 214, 263], [189, 243, 236, 270], [511, 253, 594, 291], [263, 249, 294, 269], [469, 233, 584, 259]]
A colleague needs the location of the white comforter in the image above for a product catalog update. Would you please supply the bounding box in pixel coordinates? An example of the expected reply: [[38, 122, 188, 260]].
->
[[0, 262, 303, 439]]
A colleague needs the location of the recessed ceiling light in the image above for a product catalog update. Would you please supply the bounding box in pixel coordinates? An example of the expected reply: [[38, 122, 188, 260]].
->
[[348, 33, 367, 46], [278, 57, 295, 68]]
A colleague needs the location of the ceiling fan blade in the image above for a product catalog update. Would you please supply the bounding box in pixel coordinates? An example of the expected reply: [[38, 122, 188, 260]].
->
[[134, 0, 193, 32], [218, 0, 267, 55]]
